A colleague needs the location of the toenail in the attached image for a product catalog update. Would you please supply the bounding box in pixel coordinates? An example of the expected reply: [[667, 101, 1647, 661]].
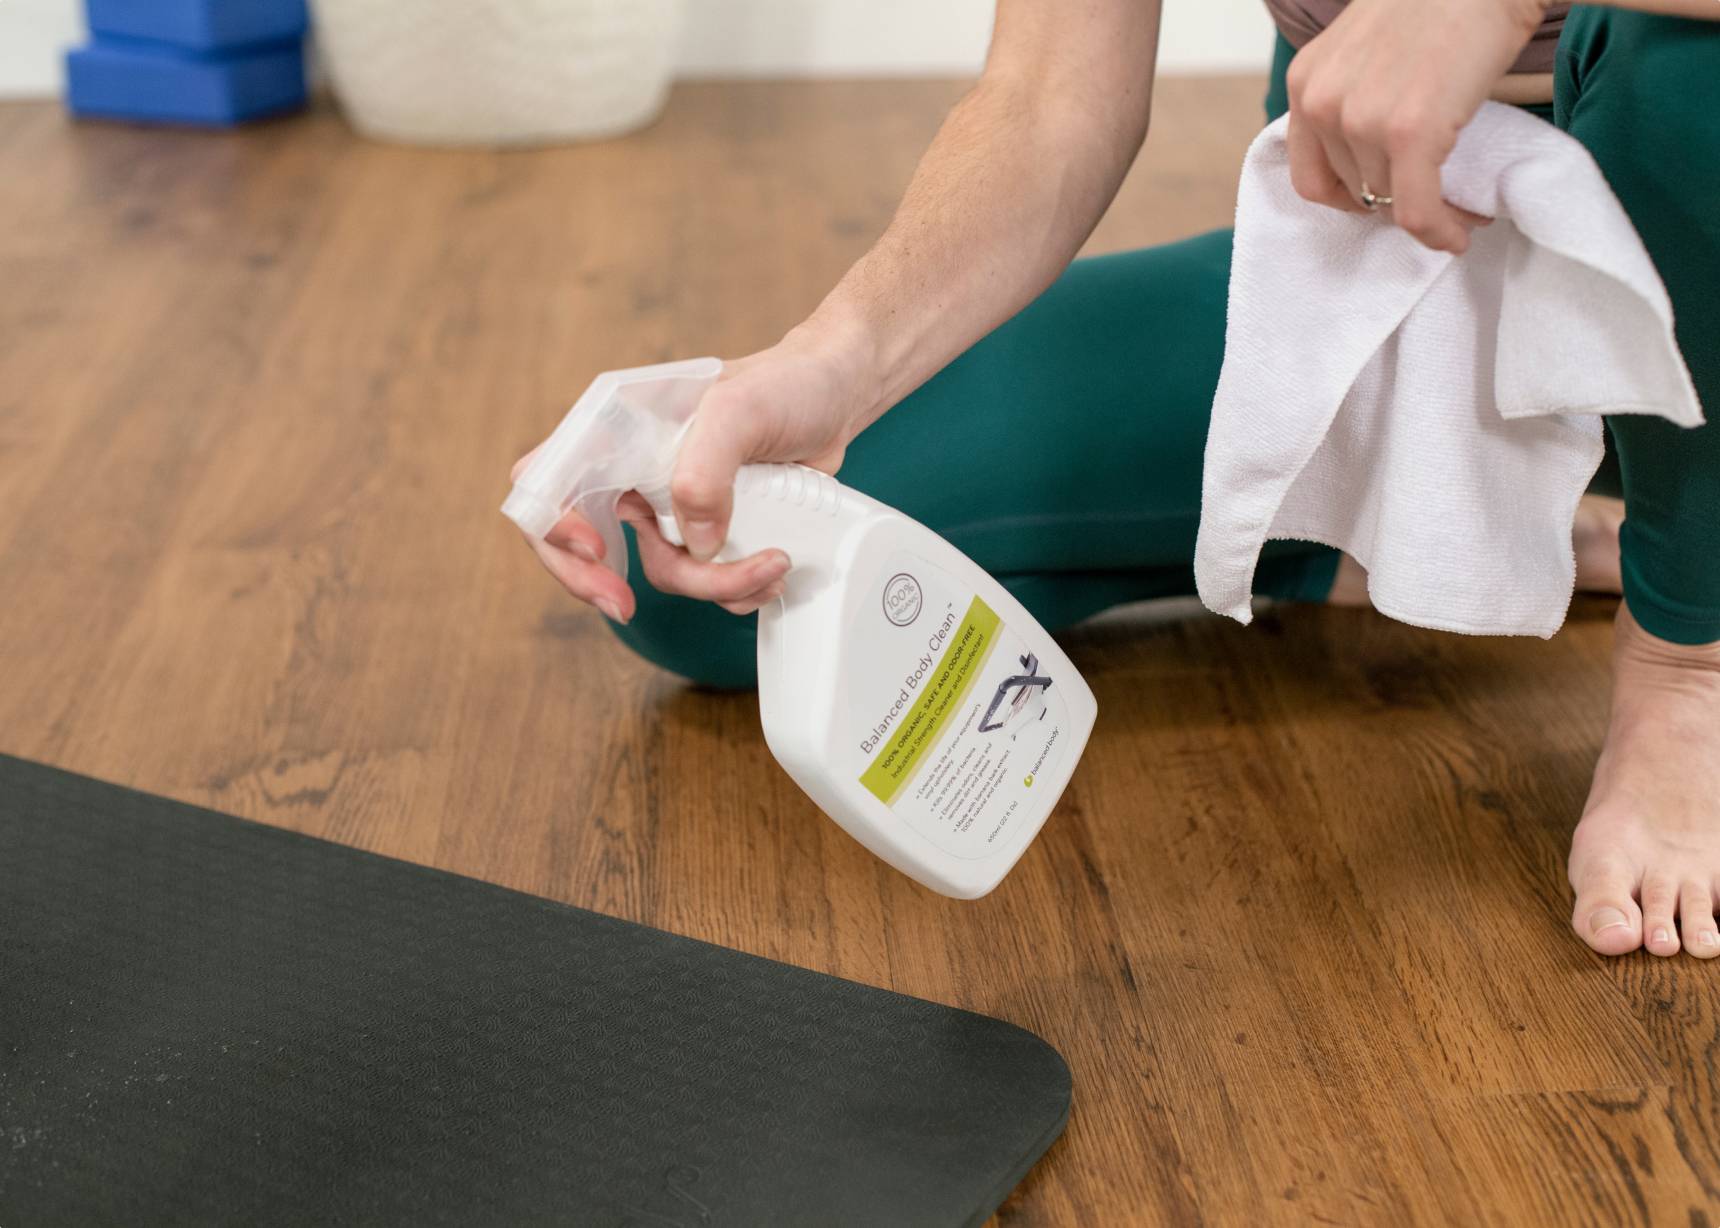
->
[[1589, 908, 1628, 935], [1653, 927, 1671, 945]]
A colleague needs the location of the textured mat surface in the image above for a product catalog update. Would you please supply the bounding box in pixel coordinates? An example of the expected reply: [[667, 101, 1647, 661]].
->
[[0, 755, 1070, 1227]]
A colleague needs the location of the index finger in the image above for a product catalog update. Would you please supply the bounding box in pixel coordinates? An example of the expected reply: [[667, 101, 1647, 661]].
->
[[525, 534, 636, 623], [543, 509, 604, 563]]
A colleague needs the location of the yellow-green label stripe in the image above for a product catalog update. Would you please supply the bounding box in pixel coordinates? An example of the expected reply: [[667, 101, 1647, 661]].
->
[[859, 596, 1001, 806]]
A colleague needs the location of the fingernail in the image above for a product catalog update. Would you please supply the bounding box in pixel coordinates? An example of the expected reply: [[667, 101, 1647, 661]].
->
[[1653, 927, 1671, 946], [1589, 907, 1628, 935], [763, 551, 792, 577], [596, 597, 626, 624], [1701, 931, 1717, 948], [570, 540, 599, 563], [682, 520, 721, 562]]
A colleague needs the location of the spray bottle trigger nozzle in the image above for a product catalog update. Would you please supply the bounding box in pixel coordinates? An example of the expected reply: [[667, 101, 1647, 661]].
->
[[501, 358, 723, 580]]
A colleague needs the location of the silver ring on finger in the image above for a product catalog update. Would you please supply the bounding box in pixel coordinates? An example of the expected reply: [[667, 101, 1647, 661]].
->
[[1359, 181, 1393, 211]]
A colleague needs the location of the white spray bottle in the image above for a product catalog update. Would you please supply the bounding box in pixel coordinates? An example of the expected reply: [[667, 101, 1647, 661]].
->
[[503, 358, 1097, 898]]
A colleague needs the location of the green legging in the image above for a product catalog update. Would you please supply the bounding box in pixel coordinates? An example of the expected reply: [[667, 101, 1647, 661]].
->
[[616, 9, 1720, 690]]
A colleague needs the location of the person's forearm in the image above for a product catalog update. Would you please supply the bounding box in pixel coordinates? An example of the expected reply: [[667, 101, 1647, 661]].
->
[[1597, 0, 1720, 18], [799, 8, 1160, 432]]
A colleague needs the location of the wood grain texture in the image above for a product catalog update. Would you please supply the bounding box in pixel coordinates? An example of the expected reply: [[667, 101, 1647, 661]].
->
[[1, 78, 1715, 1227]]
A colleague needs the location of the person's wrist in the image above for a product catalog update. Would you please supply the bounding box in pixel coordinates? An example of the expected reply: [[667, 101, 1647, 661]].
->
[[1502, 0, 1553, 34], [785, 305, 887, 434]]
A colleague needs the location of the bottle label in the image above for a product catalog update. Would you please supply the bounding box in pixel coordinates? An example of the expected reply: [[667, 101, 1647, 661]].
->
[[847, 550, 1071, 860]]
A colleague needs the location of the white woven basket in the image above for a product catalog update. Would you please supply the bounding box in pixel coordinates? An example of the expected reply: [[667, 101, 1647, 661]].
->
[[311, 0, 683, 146]]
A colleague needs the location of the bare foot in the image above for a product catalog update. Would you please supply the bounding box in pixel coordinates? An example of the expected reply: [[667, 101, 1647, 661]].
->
[[1567, 604, 1720, 957], [1326, 493, 1626, 607]]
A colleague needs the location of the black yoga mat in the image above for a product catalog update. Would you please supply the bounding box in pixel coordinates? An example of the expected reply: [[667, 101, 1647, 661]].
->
[[0, 755, 1070, 1227]]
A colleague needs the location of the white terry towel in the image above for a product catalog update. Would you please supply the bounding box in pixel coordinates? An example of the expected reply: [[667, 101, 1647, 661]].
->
[[1195, 102, 1703, 638]]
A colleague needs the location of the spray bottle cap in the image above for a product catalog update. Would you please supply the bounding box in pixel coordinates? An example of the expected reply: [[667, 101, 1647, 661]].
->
[[501, 357, 723, 578]]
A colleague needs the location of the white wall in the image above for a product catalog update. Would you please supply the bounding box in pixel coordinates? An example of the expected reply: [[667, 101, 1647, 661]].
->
[[678, 0, 1275, 76], [0, 0, 84, 96], [0, 0, 1276, 98]]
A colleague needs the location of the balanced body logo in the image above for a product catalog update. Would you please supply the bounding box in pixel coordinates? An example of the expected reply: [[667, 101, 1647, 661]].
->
[[882, 572, 923, 626]]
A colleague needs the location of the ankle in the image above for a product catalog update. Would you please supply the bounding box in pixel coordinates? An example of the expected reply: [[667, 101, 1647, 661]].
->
[[1615, 603, 1720, 673], [1610, 605, 1720, 728]]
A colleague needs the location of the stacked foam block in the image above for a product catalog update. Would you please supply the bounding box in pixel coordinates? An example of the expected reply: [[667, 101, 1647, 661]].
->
[[66, 0, 309, 127]]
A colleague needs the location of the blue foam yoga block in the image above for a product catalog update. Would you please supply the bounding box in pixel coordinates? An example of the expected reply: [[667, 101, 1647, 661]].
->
[[66, 39, 306, 127], [84, 0, 307, 53]]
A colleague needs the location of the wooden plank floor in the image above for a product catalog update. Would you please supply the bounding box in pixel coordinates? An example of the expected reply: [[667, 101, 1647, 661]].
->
[[2, 78, 1715, 1226]]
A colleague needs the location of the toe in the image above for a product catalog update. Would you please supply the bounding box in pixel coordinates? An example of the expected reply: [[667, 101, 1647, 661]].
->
[[1641, 873, 1682, 957], [1681, 882, 1719, 958], [1571, 858, 1644, 956]]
